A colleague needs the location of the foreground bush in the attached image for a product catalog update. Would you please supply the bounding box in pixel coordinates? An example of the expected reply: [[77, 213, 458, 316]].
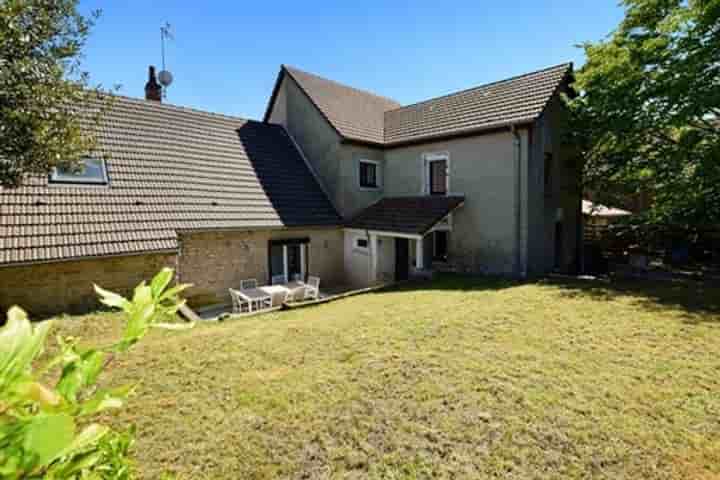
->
[[0, 268, 191, 479]]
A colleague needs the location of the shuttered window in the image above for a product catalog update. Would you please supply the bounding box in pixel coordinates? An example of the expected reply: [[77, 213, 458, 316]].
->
[[429, 159, 447, 195]]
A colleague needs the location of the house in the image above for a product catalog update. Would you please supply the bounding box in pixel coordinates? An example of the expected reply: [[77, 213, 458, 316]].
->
[[265, 64, 581, 282], [0, 63, 581, 317]]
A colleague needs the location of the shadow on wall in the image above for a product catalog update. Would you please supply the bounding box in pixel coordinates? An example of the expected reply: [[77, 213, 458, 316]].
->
[[236, 123, 337, 225]]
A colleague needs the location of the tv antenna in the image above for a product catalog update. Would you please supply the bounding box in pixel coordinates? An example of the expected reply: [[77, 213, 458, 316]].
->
[[158, 22, 174, 98]]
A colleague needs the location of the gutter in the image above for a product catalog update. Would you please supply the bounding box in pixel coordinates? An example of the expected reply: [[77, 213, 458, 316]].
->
[[510, 125, 526, 278]]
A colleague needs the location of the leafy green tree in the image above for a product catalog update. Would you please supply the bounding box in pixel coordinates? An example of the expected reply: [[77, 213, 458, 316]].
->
[[568, 0, 720, 225], [0, 268, 192, 479], [0, 0, 109, 187]]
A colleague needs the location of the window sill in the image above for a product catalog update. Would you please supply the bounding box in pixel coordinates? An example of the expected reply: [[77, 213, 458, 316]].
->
[[359, 186, 381, 192]]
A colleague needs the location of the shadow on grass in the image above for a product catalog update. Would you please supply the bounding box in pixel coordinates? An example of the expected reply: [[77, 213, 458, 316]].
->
[[378, 273, 720, 324], [544, 276, 720, 323], [383, 274, 524, 294]]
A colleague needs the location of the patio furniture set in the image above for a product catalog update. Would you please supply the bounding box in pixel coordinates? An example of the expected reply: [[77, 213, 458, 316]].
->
[[228, 276, 320, 314]]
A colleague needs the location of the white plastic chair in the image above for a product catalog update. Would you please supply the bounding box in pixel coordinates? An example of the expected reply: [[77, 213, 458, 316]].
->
[[305, 276, 320, 300], [229, 288, 249, 313], [240, 279, 257, 290], [271, 275, 286, 285]]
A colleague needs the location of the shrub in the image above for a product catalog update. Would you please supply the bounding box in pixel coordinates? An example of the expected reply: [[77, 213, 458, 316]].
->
[[0, 268, 192, 479]]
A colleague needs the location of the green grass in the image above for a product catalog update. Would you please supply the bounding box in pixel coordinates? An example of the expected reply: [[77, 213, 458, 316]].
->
[[50, 275, 720, 479]]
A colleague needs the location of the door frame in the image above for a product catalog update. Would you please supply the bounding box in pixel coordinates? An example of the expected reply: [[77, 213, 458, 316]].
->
[[268, 238, 309, 283]]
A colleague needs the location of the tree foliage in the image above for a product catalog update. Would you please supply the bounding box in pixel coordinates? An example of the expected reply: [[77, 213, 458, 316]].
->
[[568, 0, 720, 225], [0, 0, 109, 187], [0, 268, 192, 479]]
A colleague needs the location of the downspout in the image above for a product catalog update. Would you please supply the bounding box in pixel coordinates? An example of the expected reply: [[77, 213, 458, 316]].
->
[[366, 228, 373, 284], [511, 125, 526, 278]]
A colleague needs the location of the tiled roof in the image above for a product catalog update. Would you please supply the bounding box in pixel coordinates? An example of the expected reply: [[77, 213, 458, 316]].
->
[[282, 66, 401, 145], [384, 63, 573, 145], [0, 96, 340, 266], [347, 196, 464, 235]]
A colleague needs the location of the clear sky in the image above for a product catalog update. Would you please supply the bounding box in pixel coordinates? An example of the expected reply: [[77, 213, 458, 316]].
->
[[78, 0, 625, 120]]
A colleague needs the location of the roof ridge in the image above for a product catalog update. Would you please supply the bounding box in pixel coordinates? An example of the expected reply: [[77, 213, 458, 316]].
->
[[105, 93, 263, 124], [282, 64, 401, 107], [385, 62, 573, 114]]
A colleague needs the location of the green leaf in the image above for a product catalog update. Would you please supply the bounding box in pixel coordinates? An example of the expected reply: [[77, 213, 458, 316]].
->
[[158, 283, 192, 302], [151, 321, 196, 331], [150, 268, 174, 298], [22, 413, 75, 468], [122, 303, 154, 345], [93, 285, 130, 311], [56, 350, 105, 402], [0, 308, 52, 388], [79, 385, 135, 416], [132, 282, 152, 305], [53, 423, 109, 460]]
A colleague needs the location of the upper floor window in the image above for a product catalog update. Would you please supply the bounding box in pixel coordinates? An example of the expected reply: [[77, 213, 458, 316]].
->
[[423, 153, 449, 195], [359, 159, 380, 189], [544, 153, 553, 195], [50, 157, 108, 185]]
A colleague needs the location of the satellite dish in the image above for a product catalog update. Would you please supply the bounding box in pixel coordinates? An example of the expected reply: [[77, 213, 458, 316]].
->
[[158, 69, 173, 88]]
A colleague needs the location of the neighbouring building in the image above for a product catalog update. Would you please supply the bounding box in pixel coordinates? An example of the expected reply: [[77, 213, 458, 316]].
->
[[0, 63, 581, 317]]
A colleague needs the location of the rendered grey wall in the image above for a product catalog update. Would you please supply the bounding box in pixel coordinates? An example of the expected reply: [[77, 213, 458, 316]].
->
[[272, 76, 344, 215], [383, 131, 530, 275]]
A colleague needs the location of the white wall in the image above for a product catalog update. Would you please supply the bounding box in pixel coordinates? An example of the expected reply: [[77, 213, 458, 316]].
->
[[343, 231, 397, 287], [344, 230, 370, 287]]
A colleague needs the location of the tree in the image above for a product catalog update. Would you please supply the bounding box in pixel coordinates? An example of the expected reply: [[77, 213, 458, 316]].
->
[[568, 0, 720, 226], [0, 0, 108, 187]]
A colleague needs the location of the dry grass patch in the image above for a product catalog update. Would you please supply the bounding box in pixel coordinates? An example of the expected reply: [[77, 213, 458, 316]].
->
[[50, 275, 720, 479]]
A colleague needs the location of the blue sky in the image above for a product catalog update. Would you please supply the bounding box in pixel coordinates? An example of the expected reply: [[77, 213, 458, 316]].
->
[[79, 1, 625, 120]]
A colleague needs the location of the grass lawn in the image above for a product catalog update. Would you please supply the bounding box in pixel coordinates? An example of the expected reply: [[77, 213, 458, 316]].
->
[[50, 275, 720, 479]]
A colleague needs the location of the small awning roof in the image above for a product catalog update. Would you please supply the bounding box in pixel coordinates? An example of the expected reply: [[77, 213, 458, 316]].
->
[[347, 196, 464, 235]]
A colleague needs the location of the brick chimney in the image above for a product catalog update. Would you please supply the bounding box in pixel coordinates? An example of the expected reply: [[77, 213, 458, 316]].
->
[[144, 66, 162, 102]]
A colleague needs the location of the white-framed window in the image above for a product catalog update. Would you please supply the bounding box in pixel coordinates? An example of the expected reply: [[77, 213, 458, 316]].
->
[[422, 152, 449, 195], [50, 157, 108, 185], [359, 159, 381, 190], [355, 237, 369, 251]]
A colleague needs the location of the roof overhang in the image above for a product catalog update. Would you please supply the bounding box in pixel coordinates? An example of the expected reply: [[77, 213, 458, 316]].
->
[[346, 195, 465, 236]]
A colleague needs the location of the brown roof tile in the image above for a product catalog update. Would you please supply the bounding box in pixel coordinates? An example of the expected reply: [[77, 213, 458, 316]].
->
[[384, 63, 572, 145], [282, 66, 401, 145], [0, 95, 340, 266], [275, 63, 572, 147], [347, 196, 464, 235]]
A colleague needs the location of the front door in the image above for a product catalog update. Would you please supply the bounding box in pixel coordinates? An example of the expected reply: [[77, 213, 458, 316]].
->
[[395, 238, 409, 281]]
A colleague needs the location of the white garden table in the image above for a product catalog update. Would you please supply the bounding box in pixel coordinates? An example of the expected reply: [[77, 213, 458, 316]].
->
[[235, 288, 271, 313], [259, 281, 305, 306]]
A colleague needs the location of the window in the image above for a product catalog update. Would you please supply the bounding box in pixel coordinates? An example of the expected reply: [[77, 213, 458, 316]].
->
[[544, 153, 553, 194], [359, 160, 379, 189], [430, 160, 447, 195], [423, 153, 449, 195], [355, 237, 369, 250], [433, 231, 449, 261], [50, 157, 108, 185]]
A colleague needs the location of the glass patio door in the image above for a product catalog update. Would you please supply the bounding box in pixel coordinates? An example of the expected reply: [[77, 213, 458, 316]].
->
[[269, 240, 307, 283]]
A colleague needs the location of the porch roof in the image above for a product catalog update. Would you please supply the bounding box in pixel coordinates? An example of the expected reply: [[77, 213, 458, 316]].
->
[[347, 196, 464, 235]]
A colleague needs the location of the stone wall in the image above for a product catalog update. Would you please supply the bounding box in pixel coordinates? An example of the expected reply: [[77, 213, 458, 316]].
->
[[0, 227, 346, 318], [178, 227, 345, 307], [0, 253, 177, 318]]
